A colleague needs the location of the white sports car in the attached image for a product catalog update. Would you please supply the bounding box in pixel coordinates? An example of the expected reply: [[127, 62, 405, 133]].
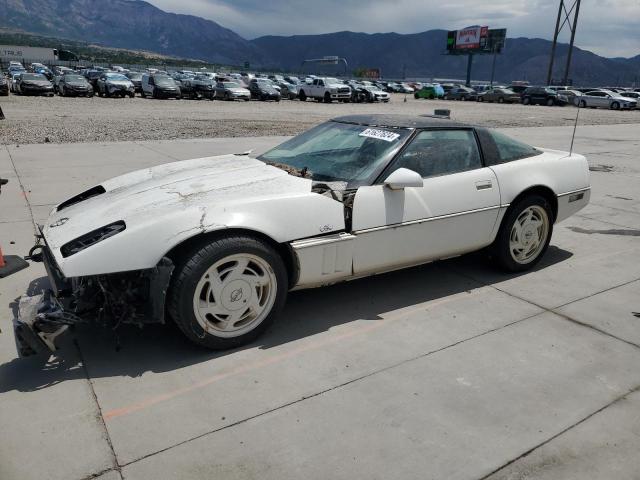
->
[[15, 115, 590, 355]]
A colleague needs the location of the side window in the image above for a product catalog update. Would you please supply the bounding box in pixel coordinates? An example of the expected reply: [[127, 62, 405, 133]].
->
[[488, 130, 541, 163], [389, 130, 482, 179], [319, 80, 325, 86], [148, 76, 155, 85]]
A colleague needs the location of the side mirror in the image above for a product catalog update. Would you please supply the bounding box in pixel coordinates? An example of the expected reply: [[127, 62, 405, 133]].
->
[[383, 168, 424, 190]]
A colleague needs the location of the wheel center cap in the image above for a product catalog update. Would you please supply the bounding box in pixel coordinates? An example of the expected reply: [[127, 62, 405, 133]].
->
[[221, 280, 251, 311], [523, 226, 536, 244]]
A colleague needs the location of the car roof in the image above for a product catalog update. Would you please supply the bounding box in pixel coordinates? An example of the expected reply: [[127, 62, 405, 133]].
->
[[332, 114, 469, 129]]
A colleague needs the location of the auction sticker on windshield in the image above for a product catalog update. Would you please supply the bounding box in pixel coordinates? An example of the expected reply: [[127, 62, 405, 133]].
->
[[359, 128, 400, 142]]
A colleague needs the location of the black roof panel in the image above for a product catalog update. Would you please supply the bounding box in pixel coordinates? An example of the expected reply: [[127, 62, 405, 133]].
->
[[332, 114, 469, 129]]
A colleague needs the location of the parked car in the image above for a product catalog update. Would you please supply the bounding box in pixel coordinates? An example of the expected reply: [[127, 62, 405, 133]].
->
[[444, 86, 477, 101], [125, 72, 143, 93], [214, 81, 251, 101], [9, 71, 22, 92], [508, 85, 529, 96], [351, 85, 390, 103], [177, 75, 215, 100], [297, 77, 350, 102], [521, 87, 568, 106], [477, 88, 521, 103], [277, 81, 298, 100], [57, 74, 94, 97], [0, 75, 8, 96], [83, 70, 103, 90], [15, 114, 591, 356], [248, 78, 281, 101], [576, 90, 637, 110], [140, 73, 181, 99], [619, 91, 640, 101], [96, 73, 136, 98], [414, 84, 444, 99], [15, 73, 54, 96]]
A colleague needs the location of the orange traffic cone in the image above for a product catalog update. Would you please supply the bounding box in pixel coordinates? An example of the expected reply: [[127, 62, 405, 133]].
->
[[0, 244, 29, 278]]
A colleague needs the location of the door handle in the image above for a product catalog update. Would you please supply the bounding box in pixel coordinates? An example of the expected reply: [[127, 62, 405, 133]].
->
[[476, 180, 493, 190]]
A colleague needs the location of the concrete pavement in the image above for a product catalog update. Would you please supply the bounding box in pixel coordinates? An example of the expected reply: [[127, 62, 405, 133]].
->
[[1, 124, 639, 479]]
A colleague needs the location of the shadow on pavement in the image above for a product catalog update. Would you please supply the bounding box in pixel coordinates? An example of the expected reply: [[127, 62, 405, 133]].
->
[[0, 246, 572, 393]]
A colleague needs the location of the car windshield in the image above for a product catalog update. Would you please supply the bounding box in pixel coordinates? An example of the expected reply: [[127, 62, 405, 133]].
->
[[258, 121, 412, 185], [326, 78, 339, 84], [128, 73, 142, 80], [223, 82, 240, 88], [154, 75, 175, 86], [64, 75, 85, 82], [106, 73, 128, 81], [22, 74, 45, 81]]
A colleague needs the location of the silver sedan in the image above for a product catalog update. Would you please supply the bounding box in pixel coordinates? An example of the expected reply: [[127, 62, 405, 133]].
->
[[576, 90, 637, 110]]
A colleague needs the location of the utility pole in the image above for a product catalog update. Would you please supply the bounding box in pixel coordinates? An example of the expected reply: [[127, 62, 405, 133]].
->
[[546, 0, 581, 86], [465, 54, 473, 87]]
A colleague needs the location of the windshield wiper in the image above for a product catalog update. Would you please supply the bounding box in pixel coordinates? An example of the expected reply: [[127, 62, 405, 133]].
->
[[266, 162, 312, 179]]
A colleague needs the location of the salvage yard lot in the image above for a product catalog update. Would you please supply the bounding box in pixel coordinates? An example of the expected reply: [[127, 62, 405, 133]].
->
[[0, 92, 639, 144], [1, 121, 640, 480]]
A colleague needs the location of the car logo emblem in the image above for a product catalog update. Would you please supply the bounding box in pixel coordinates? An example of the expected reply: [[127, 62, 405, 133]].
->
[[230, 288, 243, 302], [49, 217, 69, 228]]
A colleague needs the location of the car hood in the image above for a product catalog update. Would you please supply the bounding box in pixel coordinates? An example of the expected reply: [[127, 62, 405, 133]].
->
[[107, 80, 133, 86], [43, 155, 345, 276], [23, 80, 51, 86]]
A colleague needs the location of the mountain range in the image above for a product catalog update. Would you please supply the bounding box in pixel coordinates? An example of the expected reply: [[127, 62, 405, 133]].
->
[[1, 0, 638, 85]]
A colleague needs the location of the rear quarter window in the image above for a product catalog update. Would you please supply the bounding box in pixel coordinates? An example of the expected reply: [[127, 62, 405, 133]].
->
[[477, 128, 542, 165]]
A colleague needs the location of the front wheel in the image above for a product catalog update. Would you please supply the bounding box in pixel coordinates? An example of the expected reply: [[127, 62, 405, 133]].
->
[[491, 195, 553, 272], [610, 102, 620, 110], [546, 98, 554, 106], [167, 235, 288, 349], [522, 97, 530, 105], [298, 90, 307, 101], [578, 99, 586, 108]]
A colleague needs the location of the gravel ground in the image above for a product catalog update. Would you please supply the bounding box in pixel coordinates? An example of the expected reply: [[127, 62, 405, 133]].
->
[[1, 92, 639, 144]]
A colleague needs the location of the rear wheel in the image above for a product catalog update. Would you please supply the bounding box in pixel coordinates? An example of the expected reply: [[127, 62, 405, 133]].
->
[[491, 195, 553, 272], [324, 92, 332, 103], [546, 98, 554, 106], [523, 97, 530, 105], [498, 97, 504, 103], [167, 235, 288, 350]]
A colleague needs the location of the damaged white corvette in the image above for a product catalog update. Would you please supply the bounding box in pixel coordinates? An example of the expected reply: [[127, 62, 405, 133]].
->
[[15, 114, 590, 355]]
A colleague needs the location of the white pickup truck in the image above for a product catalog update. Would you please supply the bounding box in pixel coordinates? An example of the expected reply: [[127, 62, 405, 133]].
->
[[298, 77, 351, 103]]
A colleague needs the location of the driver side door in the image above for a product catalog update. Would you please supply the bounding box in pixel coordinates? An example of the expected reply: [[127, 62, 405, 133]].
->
[[351, 129, 501, 275]]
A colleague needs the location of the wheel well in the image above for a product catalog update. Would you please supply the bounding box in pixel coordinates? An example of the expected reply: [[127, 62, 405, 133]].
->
[[508, 186, 558, 223], [164, 228, 299, 288]]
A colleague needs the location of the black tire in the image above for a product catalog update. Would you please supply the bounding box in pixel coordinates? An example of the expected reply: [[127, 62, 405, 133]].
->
[[167, 235, 288, 350], [498, 97, 504, 103], [491, 194, 554, 273], [128, 92, 134, 98], [225, 92, 231, 101], [522, 97, 530, 105], [478, 96, 484, 102], [611, 102, 620, 110], [414, 93, 419, 99], [578, 99, 586, 108], [429, 94, 434, 99], [141, 90, 146, 98], [298, 90, 307, 101], [546, 98, 554, 106], [324, 92, 332, 103]]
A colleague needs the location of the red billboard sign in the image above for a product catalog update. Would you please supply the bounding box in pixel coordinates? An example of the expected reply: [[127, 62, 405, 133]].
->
[[454, 26, 489, 50]]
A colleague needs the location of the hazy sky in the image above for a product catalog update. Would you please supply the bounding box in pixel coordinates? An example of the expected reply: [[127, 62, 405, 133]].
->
[[147, 0, 639, 58]]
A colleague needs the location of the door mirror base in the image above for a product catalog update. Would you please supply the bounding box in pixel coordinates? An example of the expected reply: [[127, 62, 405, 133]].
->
[[383, 168, 424, 190]]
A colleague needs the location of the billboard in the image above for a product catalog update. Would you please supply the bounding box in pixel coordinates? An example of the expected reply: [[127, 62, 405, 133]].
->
[[455, 26, 488, 50], [446, 27, 506, 54]]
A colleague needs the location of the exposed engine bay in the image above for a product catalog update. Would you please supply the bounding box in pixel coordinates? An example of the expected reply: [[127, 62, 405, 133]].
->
[[15, 242, 174, 356]]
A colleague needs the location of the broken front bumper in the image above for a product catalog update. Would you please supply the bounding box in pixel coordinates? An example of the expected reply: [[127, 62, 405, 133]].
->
[[14, 291, 70, 357]]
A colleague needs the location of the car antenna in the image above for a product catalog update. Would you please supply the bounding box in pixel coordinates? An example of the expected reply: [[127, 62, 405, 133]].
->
[[569, 103, 581, 156]]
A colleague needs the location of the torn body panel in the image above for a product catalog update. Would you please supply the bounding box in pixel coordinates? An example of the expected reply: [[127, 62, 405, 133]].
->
[[14, 249, 174, 356]]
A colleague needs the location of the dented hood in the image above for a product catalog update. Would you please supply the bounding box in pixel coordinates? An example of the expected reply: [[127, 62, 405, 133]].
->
[[42, 155, 345, 277]]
